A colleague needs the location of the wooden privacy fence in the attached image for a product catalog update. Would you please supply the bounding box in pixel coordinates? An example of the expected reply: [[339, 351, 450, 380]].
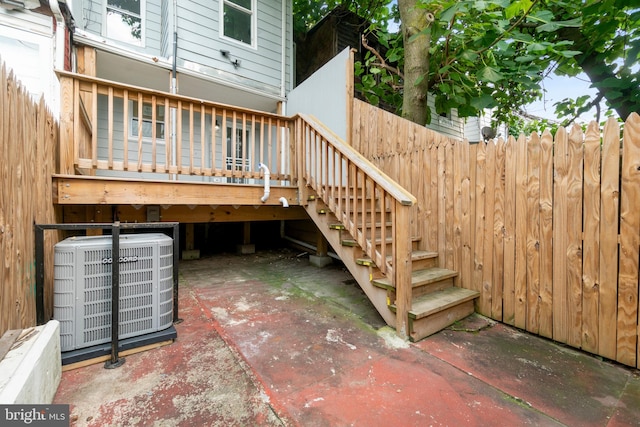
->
[[351, 98, 640, 368], [0, 62, 60, 336]]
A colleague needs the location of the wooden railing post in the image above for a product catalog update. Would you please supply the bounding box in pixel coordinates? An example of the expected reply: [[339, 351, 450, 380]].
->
[[296, 118, 308, 205], [58, 75, 75, 174], [393, 202, 413, 339]]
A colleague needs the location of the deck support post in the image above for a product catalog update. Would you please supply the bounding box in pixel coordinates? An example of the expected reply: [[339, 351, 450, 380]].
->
[[310, 231, 332, 268], [182, 223, 200, 260], [236, 221, 255, 254]]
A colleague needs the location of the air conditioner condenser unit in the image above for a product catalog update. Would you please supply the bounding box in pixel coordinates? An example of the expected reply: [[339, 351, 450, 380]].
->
[[53, 233, 175, 354]]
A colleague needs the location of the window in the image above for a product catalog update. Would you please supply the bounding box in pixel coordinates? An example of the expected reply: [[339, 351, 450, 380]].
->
[[105, 0, 143, 46], [131, 101, 165, 140], [222, 0, 255, 46]]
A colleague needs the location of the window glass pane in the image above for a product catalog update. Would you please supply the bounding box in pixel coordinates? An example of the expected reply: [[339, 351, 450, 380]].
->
[[223, 4, 251, 44], [227, 0, 251, 10], [132, 119, 165, 139], [131, 101, 165, 139], [106, 9, 142, 44], [108, 0, 140, 15]]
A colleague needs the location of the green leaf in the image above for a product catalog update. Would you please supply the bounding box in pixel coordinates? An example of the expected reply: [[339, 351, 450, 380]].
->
[[559, 50, 582, 58], [471, 94, 496, 110], [505, 0, 531, 19], [527, 43, 548, 53], [529, 10, 554, 23], [457, 104, 478, 118], [477, 66, 504, 83], [515, 55, 537, 62], [536, 18, 582, 32], [460, 50, 479, 62]]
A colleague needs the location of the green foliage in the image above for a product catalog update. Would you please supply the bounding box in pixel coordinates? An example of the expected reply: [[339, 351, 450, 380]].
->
[[294, 0, 639, 126]]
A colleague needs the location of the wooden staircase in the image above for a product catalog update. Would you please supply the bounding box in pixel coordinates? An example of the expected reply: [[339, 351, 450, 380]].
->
[[295, 113, 479, 341], [304, 193, 479, 342]]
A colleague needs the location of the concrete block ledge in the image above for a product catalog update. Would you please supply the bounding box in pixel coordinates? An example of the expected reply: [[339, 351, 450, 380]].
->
[[0, 320, 62, 404]]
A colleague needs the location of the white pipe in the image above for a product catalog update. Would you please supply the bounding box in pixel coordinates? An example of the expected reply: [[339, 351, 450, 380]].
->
[[280, 0, 286, 99], [258, 163, 270, 202], [170, 0, 178, 180], [279, 197, 289, 208]]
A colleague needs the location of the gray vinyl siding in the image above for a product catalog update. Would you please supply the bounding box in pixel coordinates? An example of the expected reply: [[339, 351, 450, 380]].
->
[[79, 0, 165, 55], [77, 0, 292, 97], [425, 96, 465, 140], [176, 0, 287, 90], [160, 0, 172, 58]]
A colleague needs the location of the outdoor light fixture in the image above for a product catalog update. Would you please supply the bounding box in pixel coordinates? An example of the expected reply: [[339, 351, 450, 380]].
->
[[220, 49, 241, 69]]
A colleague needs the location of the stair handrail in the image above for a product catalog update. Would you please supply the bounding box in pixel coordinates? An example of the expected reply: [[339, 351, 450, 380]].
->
[[294, 113, 416, 338], [295, 114, 416, 205]]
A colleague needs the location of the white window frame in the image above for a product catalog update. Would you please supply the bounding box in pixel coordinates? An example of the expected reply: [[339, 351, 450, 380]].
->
[[103, 0, 145, 47], [129, 100, 165, 143], [219, 0, 257, 49]]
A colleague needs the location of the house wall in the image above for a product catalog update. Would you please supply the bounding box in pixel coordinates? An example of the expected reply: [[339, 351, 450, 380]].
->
[[288, 47, 351, 141], [464, 111, 509, 143], [425, 96, 465, 141], [0, 8, 59, 116], [75, 0, 292, 99]]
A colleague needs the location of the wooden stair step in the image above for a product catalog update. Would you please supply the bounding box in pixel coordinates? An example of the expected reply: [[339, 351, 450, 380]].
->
[[356, 250, 438, 267], [372, 267, 457, 290], [341, 236, 421, 249], [407, 287, 479, 320]]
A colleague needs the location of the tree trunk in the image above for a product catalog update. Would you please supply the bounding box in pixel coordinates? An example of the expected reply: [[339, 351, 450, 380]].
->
[[397, 0, 433, 125]]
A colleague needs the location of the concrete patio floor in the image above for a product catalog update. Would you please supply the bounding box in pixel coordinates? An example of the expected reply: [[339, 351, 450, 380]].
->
[[54, 249, 640, 426]]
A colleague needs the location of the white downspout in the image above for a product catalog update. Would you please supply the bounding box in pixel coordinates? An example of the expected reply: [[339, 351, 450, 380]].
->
[[49, 0, 65, 70], [280, 0, 286, 100], [170, 0, 178, 180], [49, 0, 65, 118], [258, 163, 270, 202]]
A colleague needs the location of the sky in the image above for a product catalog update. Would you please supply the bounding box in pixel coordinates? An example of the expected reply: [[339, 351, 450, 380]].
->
[[523, 73, 602, 124]]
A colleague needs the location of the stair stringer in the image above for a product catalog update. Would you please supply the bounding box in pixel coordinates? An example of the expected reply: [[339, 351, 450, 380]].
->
[[304, 205, 396, 326]]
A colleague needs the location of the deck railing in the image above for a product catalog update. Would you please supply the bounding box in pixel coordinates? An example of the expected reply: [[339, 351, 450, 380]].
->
[[58, 71, 293, 184], [295, 114, 417, 336]]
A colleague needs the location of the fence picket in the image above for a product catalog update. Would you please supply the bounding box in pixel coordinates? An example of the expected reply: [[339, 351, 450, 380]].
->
[[481, 140, 496, 315], [503, 136, 517, 325], [552, 127, 570, 344], [617, 113, 640, 367], [567, 125, 585, 348], [514, 134, 528, 329], [598, 118, 620, 360], [582, 122, 601, 353], [526, 132, 541, 333], [472, 142, 487, 300], [539, 129, 554, 338], [492, 139, 506, 320]]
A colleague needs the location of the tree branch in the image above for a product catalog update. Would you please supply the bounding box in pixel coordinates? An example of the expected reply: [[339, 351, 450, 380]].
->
[[560, 91, 605, 127], [361, 34, 405, 79], [475, 0, 540, 56]]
